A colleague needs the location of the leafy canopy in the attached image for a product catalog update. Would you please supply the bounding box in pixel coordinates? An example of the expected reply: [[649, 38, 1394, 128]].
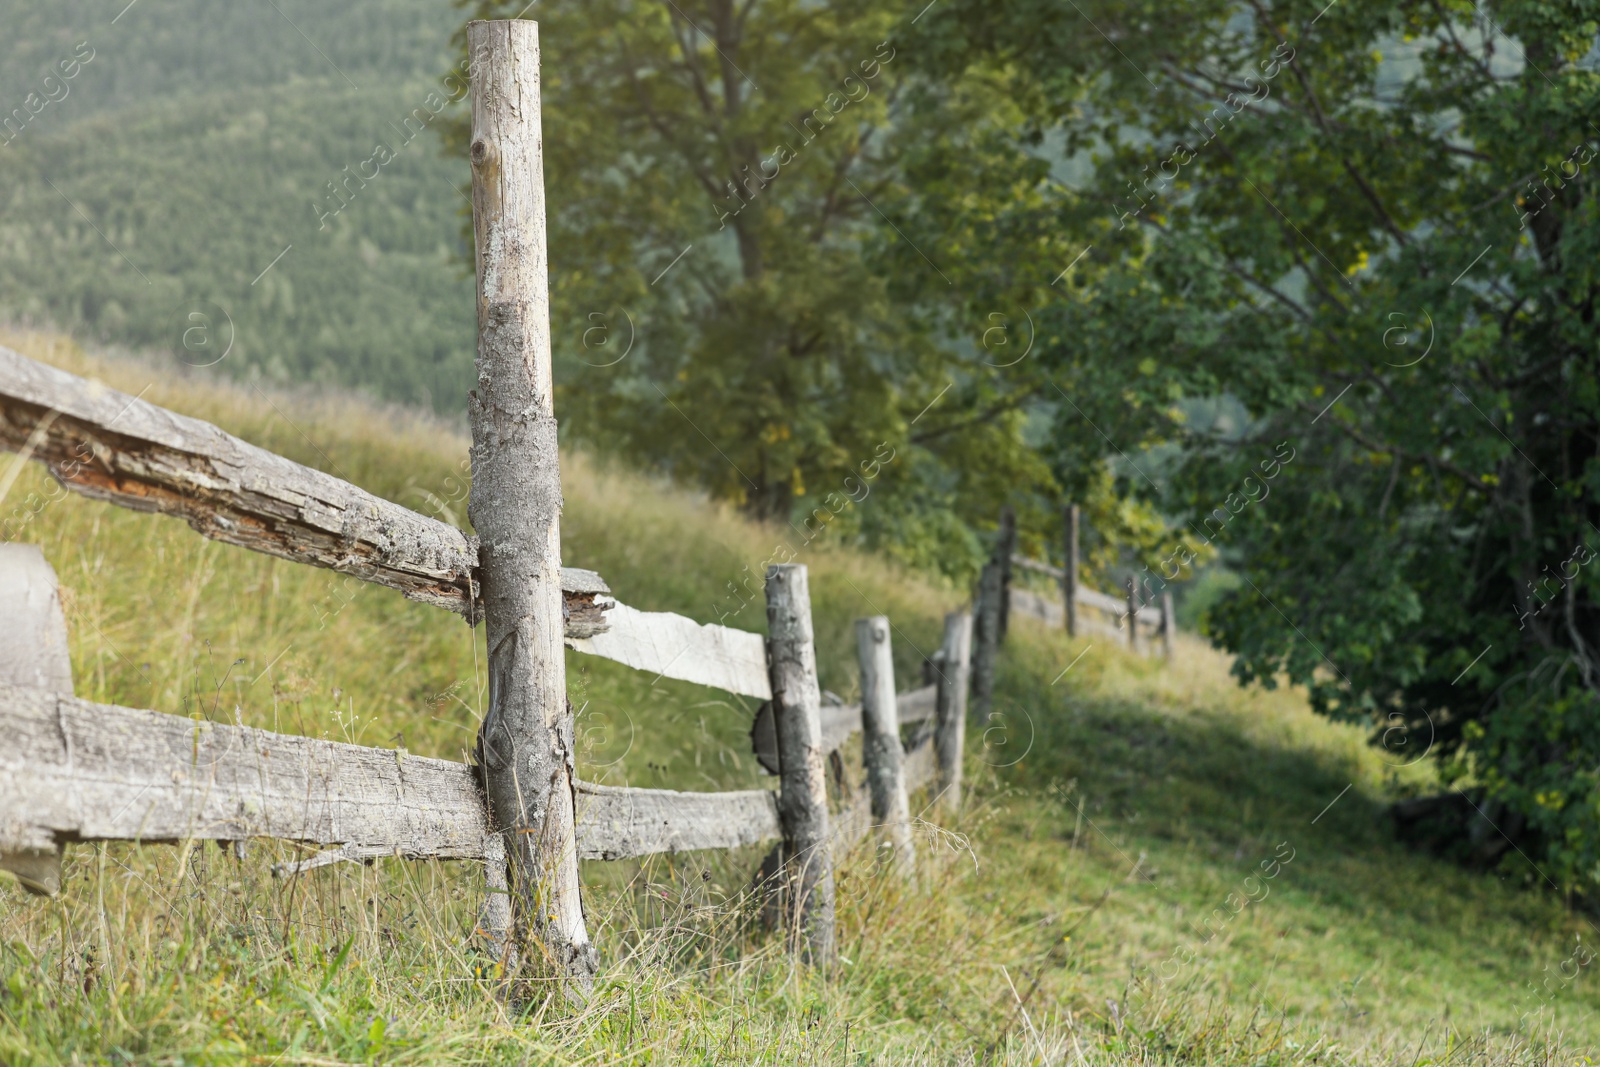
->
[[910, 0, 1600, 888], [450, 0, 1063, 576]]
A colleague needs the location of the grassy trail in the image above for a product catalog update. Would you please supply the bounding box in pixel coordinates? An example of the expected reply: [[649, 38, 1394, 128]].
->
[[1, 331, 1595, 1065]]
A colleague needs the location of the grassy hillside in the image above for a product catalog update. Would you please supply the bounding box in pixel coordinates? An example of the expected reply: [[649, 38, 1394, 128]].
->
[[1, 331, 1597, 1064]]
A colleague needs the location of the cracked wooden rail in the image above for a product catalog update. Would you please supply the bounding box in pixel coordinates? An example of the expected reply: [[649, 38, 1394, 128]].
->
[[0, 344, 609, 633], [0, 681, 787, 889]]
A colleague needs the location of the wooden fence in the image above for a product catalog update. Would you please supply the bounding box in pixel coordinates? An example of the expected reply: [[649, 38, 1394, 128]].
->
[[0, 20, 976, 988], [995, 504, 1174, 657], [0, 347, 971, 972]]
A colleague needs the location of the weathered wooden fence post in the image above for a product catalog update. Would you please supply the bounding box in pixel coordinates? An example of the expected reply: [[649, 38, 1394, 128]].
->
[[1063, 503, 1079, 638], [1125, 575, 1139, 652], [996, 505, 1016, 641], [766, 564, 835, 964], [0, 544, 72, 896], [857, 616, 913, 866], [972, 562, 1002, 719], [1161, 590, 1175, 660], [466, 18, 595, 984], [934, 610, 974, 813]]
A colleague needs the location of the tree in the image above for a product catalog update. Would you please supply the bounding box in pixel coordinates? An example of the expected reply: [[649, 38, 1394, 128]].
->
[[447, 0, 1054, 571], [907, 0, 1600, 890]]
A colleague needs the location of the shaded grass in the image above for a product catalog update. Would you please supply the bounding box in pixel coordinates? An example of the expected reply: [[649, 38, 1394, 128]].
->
[[1, 330, 1597, 1064]]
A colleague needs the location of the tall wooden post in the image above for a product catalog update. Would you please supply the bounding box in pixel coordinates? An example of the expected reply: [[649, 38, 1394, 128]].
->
[[766, 564, 834, 964], [0, 545, 71, 896], [1126, 575, 1139, 652], [857, 617, 913, 866], [973, 562, 1002, 719], [934, 611, 973, 813], [466, 19, 595, 984], [996, 505, 1016, 641], [1161, 590, 1175, 660], [1063, 504, 1079, 638]]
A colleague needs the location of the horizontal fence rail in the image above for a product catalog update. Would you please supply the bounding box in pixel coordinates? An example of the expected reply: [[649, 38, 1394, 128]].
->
[[0, 345, 610, 633], [0, 681, 494, 861], [566, 596, 771, 699], [573, 780, 779, 861], [0, 682, 946, 876], [1010, 553, 1164, 630], [0, 351, 980, 972], [0, 682, 801, 871]]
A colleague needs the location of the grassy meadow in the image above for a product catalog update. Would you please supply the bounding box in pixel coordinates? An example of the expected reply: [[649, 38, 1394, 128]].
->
[[1, 330, 1597, 1065]]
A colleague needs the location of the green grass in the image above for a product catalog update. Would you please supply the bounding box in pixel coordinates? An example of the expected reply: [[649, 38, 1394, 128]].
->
[[2, 330, 1598, 1065]]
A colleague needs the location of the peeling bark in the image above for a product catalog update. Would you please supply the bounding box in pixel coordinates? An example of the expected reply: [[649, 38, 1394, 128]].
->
[[466, 18, 595, 987]]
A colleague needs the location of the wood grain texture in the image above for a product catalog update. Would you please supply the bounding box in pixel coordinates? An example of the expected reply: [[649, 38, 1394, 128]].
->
[[574, 780, 778, 860], [567, 598, 770, 698], [0, 544, 72, 693], [835, 735, 937, 850], [0, 683, 495, 859], [0, 546, 70, 895], [466, 17, 594, 982], [274, 788, 779, 868], [0, 345, 612, 631], [765, 564, 834, 963], [0, 682, 782, 868], [856, 617, 912, 864]]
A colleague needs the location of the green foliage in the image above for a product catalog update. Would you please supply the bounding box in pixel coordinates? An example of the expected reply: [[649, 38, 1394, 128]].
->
[[447, 0, 1054, 581], [911, 0, 1600, 890]]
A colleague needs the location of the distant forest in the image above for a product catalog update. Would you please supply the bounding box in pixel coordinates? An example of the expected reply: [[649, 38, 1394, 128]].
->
[[0, 0, 477, 411]]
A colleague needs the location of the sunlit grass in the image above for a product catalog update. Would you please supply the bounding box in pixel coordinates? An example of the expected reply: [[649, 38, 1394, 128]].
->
[[1, 330, 1595, 1065]]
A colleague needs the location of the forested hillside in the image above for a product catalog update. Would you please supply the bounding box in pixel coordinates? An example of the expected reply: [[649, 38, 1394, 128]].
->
[[0, 0, 476, 409]]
